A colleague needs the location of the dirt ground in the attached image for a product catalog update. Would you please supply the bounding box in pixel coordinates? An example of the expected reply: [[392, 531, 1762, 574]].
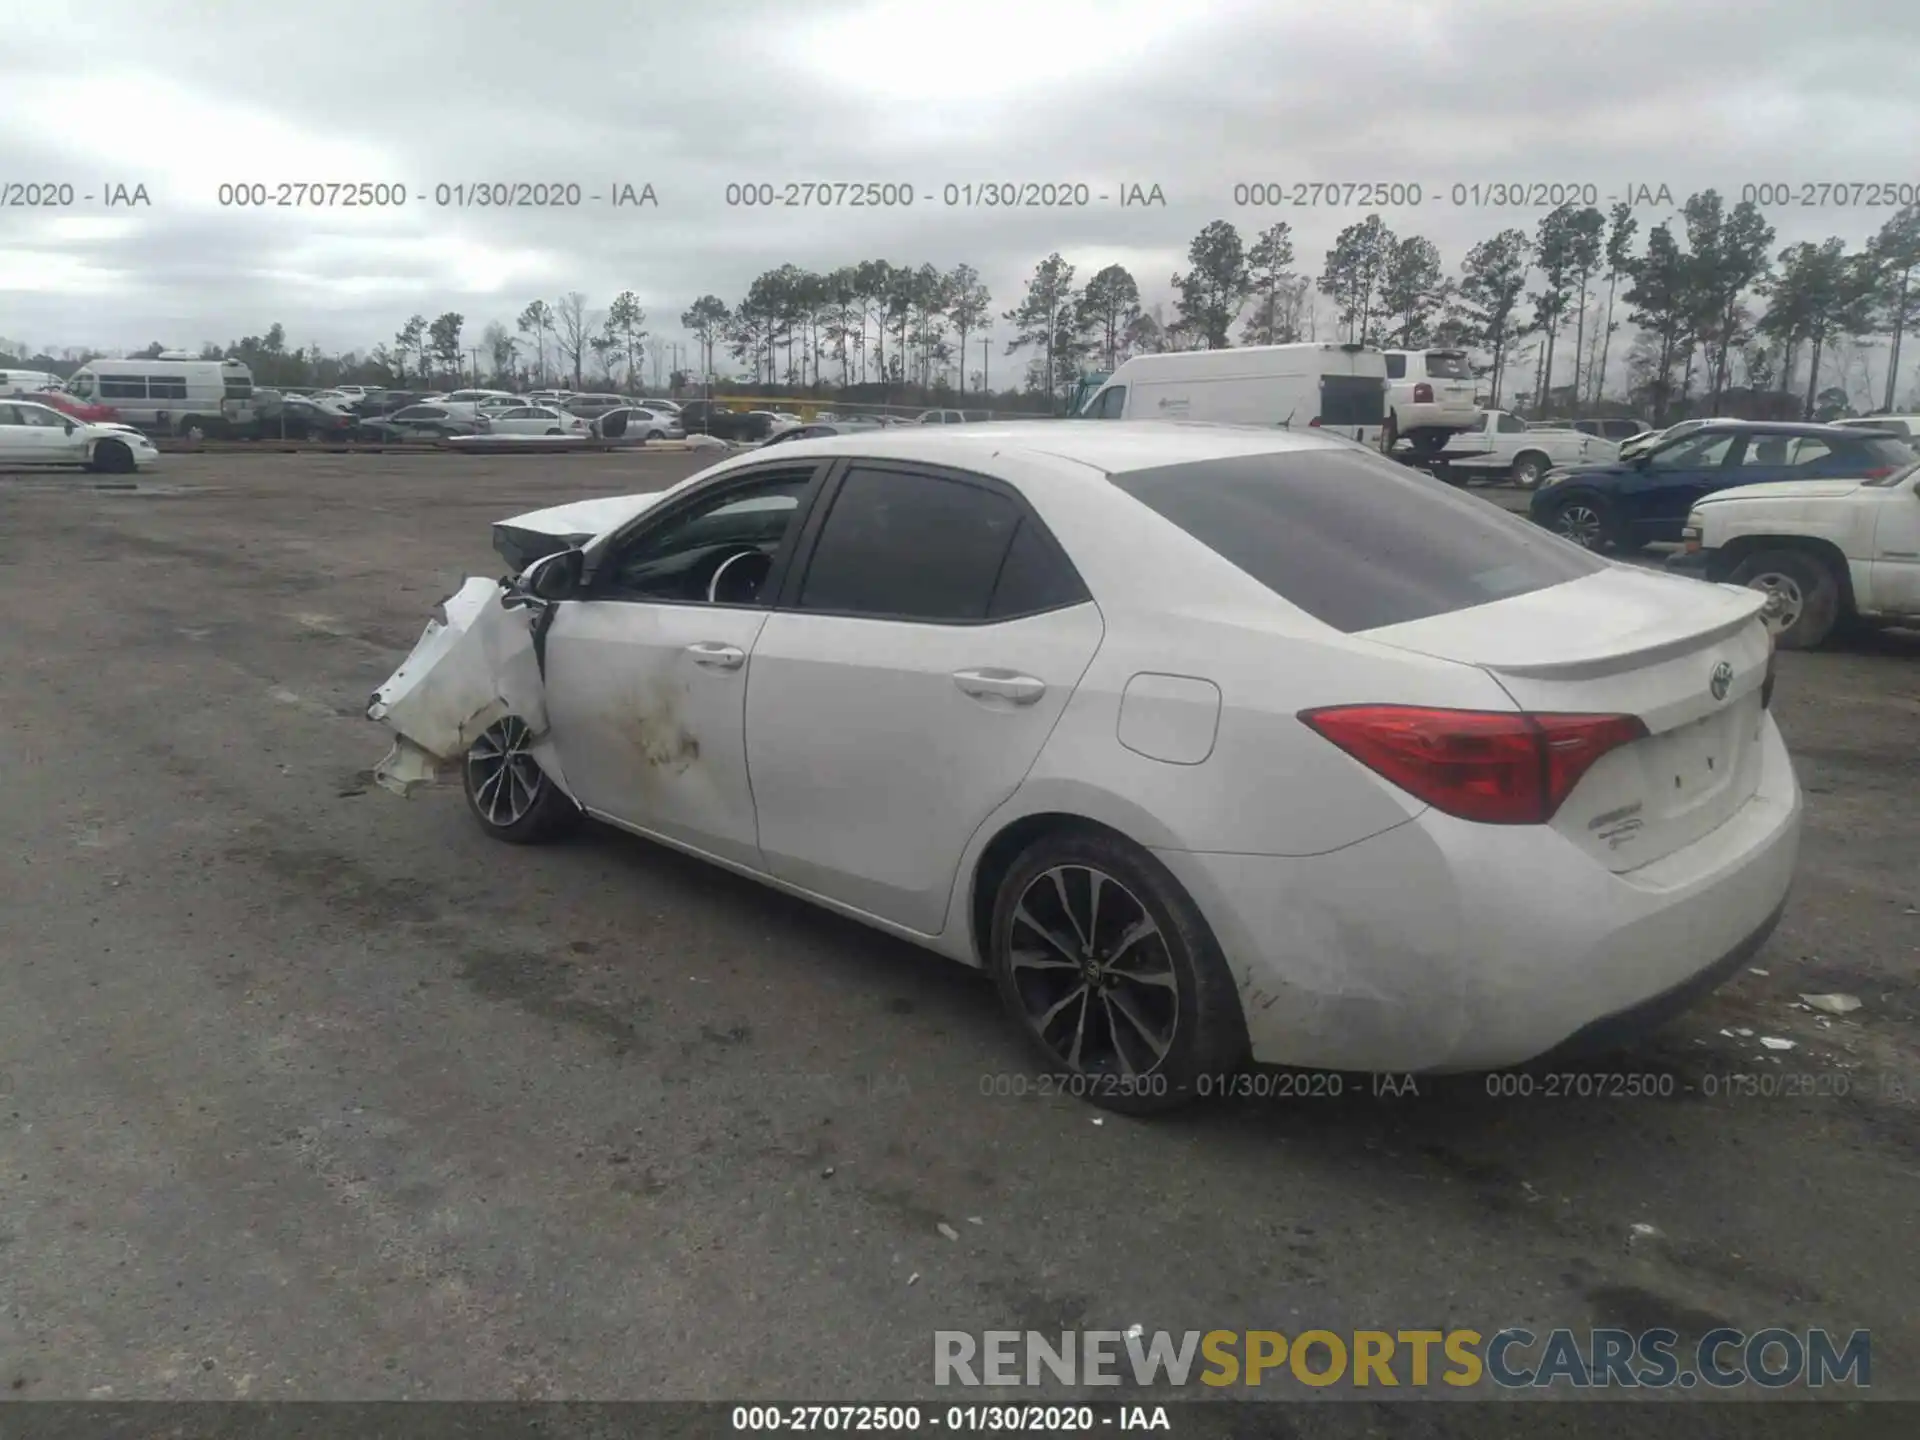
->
[[0, 450, 1915, 1423]]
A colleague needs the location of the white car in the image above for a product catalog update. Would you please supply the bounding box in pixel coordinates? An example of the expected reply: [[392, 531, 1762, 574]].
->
[[366, 422, 1801, 1111], [1671, 461, 1920, 648], [0, 398, 159, 472], [487, 405, 589, 437]]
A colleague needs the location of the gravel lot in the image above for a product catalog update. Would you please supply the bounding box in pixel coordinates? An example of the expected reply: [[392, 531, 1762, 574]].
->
[[2, 451, 1916, 1415]]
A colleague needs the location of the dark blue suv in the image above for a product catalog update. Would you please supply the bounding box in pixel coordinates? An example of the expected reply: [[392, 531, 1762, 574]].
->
[[1527, 421, 1914, 552]]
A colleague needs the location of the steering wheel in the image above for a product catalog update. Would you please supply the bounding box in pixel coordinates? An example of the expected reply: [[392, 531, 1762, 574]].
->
[[708, 547, 773, 604]]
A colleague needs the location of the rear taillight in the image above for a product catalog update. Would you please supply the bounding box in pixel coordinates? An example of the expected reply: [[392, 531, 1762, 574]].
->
[[1308, 416, 1323, 427], [1861, 467, 1896, 480], [1298, 705, 1648, 825], [1413, 382, 1434, 403]]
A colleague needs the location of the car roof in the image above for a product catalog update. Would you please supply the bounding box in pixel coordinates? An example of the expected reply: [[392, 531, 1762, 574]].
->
[[1679, 419, 1891, 439], [737, 419, 1365, 476]]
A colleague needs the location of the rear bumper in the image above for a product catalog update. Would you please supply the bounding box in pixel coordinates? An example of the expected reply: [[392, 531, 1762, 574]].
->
[[1393, 402, 1477, 431], [1155, 715, 1802, 1073]]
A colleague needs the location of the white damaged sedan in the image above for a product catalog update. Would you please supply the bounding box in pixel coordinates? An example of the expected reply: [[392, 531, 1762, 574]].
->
[[368, 422, 1801, 1111]]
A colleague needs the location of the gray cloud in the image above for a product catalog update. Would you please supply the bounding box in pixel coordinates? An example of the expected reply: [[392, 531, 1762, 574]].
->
[[5, 0, 1920, 360]]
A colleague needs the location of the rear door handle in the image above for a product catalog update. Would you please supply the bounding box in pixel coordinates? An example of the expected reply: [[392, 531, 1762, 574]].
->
[[953, 669, 1046, 704], [686, 642, 746, 670]]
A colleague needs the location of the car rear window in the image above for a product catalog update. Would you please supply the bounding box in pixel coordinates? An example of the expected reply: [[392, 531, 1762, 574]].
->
[[1319, 374, 1385, 426], [1425, 351, 1473, 380], [1109, 448, 1607, 633]]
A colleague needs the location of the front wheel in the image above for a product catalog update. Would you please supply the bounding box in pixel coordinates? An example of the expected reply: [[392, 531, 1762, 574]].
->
[[988, 829, 1248, 1115], [1546, 493, 1611, 550], [1729, 548, 1841, 650], [462, 716, 580, 844], [89, 439, 136, 474]]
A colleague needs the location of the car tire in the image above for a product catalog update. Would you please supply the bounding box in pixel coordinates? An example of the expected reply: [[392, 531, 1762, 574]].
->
[[1380, 415, 1400, 452], [89, 438, 136, 474], [1410, 428, 1451, 454], [1545, 492, 1612, 550], [988, 828, 1248, 1115], [1729, 548, 1841, 650], [461, 715, 581, 844], [1510, 451, 1550, 488], [646, 429, 665, 441], [545, 428, 563, 436]]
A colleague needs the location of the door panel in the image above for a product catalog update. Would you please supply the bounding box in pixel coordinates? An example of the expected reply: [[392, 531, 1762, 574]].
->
[[744, 604, 1104, 932], [543, 601, 769, 868], [1869, 481, 1920, 614]]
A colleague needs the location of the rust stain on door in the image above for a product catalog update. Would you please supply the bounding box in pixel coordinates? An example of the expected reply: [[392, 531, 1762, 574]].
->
[[625, 679, 700, 774]]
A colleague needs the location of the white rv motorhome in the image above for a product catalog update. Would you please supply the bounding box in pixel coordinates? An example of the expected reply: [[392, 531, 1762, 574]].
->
[[0, 369, 64, 397], [1075, 343, 1390, 445], [61, 354, 256, 436]]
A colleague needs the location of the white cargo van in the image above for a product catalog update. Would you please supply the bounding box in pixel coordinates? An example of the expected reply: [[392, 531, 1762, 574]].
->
[[1075, 343, 1389, 444], [61, 356, 256, 437], [0, 369, 64, 396]]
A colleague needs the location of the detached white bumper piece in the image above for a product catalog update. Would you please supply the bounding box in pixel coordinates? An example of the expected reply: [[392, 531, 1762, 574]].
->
[[365, 577, 547, 796]]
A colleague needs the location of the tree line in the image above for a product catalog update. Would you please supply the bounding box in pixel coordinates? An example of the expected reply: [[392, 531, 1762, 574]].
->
[[8, 195, 1917, 423]]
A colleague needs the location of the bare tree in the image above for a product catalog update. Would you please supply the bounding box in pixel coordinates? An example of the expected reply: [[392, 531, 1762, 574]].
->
[[554, 292, 592, 390]]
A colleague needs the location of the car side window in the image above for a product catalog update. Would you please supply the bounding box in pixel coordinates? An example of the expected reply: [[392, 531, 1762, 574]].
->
[[1091, 385, 1127, 419], [797, 467, 1032, 622], [0, 405, 22, 425], [1385, 354, 1407, 380], [1495, 412, 1527, 433], [1649, 432, 1737, 468], [1787, 439, 1834, 467], [596, 471, 814, 604], [986, 517, 1090, 618], [22, 406, 66, 428]]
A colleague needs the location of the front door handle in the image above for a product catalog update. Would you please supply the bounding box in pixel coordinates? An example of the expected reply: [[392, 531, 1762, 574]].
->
[[953, 669, 1046, 704], [687, 642, 746, 670]]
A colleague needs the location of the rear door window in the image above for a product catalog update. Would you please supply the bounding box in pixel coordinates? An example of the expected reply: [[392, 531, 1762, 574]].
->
[[1109, 448, 1606, 633], [1424, 351, 1473, 380], [797, 467, 1024, 622]]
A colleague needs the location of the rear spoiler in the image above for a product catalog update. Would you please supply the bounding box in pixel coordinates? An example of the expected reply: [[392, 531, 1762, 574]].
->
[[1476, 599, 1766, 680]]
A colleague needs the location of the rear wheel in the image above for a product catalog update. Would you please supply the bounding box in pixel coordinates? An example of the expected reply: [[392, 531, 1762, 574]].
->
[[462, 716, 580, 844], [988, 829, 1248, 1115], [1729, 548, 1841, 650], [1380, 415, 1400, 452], [1410, 428, 1451, 454], [545, 428, 563, 436], [1510, 451, 1550, 488]]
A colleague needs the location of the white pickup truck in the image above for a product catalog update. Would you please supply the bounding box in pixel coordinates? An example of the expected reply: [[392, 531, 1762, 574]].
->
[[1406, 410, 1617, 487], [1667, 466, 1920, 648]]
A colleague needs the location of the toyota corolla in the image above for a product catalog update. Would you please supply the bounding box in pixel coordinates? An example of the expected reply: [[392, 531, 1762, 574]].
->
[[367, 422, 1801, 1112]]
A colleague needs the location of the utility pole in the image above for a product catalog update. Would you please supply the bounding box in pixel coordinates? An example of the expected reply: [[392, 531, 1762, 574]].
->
[[470, 347, 483, 386], [980, 334, 990, 402]]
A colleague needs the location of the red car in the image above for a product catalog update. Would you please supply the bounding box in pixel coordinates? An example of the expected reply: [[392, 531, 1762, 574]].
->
[[26, 390, 122, 424]]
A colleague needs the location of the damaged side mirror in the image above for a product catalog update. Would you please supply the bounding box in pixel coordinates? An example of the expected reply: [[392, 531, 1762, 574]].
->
[[511, 547, 583, 605]]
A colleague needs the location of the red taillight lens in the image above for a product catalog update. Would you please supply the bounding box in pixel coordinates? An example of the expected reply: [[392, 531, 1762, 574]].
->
[[1298, 705, 1649, 825], [1861, 467, 1895, 480], [1413, 382, 1434, 403], [1308, 416, 1323, 427]]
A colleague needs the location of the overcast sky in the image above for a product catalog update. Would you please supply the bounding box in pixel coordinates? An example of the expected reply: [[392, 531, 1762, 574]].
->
[[6, 0, 1920, 367]]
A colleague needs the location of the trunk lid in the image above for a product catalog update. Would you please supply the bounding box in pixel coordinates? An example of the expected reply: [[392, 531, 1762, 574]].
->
[[1362, 567, 1773, 872]]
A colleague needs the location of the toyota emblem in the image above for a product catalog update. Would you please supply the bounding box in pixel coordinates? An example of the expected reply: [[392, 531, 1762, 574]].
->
[[1710, 661, 1733, 701]]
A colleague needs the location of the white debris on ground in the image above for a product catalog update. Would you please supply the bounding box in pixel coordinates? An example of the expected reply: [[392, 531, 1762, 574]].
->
[[1800, 993, 1863, 1015], [1760, 1037, 1796, 1051]]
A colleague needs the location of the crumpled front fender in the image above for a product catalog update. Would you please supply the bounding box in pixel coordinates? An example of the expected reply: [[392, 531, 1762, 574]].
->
[[366, 577, 551, 796]]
